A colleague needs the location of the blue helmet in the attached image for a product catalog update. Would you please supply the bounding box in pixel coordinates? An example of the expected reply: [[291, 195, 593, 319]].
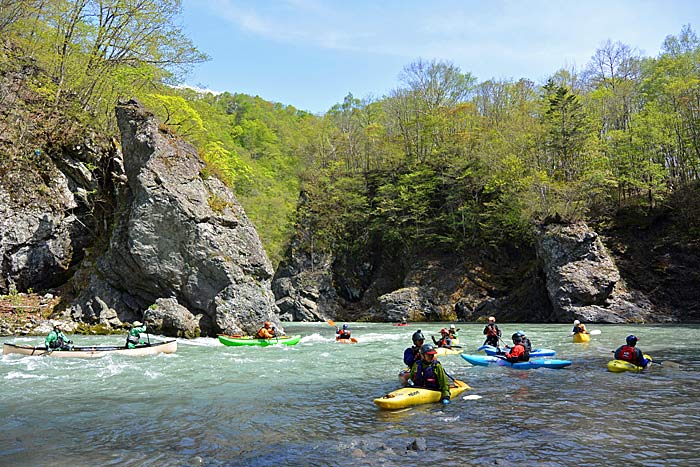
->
[[342, 324, 349, 330], [626, 335, 638, 345], [516, 330, 525, 336]]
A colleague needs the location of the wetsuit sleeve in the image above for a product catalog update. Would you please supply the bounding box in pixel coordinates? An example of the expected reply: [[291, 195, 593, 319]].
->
[[613, 346, 622, 359], [403, 348, 415, 367], [45, 332, 55, 348]]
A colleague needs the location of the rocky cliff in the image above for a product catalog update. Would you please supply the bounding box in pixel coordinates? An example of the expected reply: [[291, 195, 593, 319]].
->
[[68, 101, 281, 336], [272, 214, 694, 324]]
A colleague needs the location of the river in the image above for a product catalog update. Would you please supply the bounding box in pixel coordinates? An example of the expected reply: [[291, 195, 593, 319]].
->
[[1, 323, 699, 467]]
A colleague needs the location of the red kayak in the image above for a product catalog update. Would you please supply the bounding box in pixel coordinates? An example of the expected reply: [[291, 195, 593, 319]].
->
[[392, 323, 409, 326]]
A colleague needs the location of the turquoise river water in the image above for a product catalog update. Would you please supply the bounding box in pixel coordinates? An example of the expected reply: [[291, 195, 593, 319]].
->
[[2, 323, 699, 467]]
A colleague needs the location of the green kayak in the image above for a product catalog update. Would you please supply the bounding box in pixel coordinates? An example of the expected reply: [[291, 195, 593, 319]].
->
[[218, 335, 302, 347]]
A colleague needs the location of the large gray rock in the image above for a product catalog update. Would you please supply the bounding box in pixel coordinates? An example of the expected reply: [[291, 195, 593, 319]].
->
[[70, 100, 281, 336], [536, 222, 653, 323], [368, 287, 442, 322]]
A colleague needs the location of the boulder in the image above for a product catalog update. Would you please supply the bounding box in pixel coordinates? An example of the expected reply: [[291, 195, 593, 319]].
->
[[536, 222, 654, 323]]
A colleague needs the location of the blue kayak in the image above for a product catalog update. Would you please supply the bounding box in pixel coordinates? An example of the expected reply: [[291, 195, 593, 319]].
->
[[478, 344, 556, 358], [461, 354, 572, 370]]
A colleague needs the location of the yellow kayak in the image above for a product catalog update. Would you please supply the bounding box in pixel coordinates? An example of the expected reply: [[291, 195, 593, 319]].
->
[[374, 380, 470, 410], [607, 354, 653, 373], [436, 346, 461, 356], [573, 332, 591, 343]]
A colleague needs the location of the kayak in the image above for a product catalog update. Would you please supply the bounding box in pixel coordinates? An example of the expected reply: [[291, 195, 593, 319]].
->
[[436, 346, 461, 356], [607, 354, 653, 373], [374, 379, 471, 410], [479, 345, 556, 357], [460, 354, 572, 370], [392, 323, 409, 326], [217, 335, 302, 347], [2, 340, 177, 358], [573, 332, 591, 343], [336, 337, 358, 344]]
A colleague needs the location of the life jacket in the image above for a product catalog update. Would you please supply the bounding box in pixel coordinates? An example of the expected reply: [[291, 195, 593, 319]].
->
[[337, 330, 351, 339], [256, 328, 275, 339], [573, 325, 586, 334], [413, 360, 440, 389], [505, 344, 529, 362], [126, 334, 140, 346], [48, 331, 66, 349], [436, 335, 451, 347], [615, 345, 640, 364], [485, 324, 499, 337]]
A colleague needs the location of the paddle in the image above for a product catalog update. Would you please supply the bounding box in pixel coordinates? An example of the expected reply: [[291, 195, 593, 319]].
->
[[326, 319, 336, 327]]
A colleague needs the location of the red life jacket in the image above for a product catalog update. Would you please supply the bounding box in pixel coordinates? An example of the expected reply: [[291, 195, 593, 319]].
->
[[615, 345, 640, 364], [505, 344, 529, 362], [485, 324, 499, 337]]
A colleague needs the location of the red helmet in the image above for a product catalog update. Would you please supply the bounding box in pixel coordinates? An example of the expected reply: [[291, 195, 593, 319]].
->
[[440, 328, 448, 334]]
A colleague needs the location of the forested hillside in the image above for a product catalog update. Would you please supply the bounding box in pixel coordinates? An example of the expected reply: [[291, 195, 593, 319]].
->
[[1, 1, 699, 279]]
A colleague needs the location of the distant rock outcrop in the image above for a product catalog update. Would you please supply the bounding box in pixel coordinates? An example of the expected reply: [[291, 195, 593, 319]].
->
[[535, 222, 655, 323], [69, 100, 281, 336]]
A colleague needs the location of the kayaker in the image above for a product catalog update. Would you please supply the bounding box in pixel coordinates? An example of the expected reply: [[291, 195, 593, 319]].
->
[[126, 321, 148, 348], [572, 320, 588, 335], [45, 321, 73, 351], [256, 321, 277, 339], [614, 335, 650, 368], [409, 343, 451, 404], [432, 328, 452, 348], [336, 324, 352, 340], [502, 332, 529, 363], [403, 330, 425, 367], [448, 324, 459, 340], [483, 316, 502, 347]]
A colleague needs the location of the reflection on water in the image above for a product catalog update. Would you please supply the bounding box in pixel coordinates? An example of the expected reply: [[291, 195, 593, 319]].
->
[[2, 324, 699, 466]]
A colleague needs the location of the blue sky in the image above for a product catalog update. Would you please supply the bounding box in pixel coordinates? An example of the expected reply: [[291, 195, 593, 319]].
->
[[181, 0, 699, 113]]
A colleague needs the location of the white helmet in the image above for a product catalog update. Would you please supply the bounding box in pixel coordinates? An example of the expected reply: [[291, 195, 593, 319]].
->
[[573, 320, 580, 325], [450, 324, 456, 329]]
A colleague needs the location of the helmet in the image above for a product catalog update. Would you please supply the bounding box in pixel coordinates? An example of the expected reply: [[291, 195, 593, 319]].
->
[[440, 328, 448, 334], [133, 321, 143, 327], [626, 335, 638, 345], [53, 321, 62, 329], [264, 321, 272, 328], [420, 343, 437, 355], [573, 320, 580, 325], [412, 330, 425, 344], [516, 330, 525, 337], [488, 316, 495, 322], [512, 332, 522, 343], [342, 324, 349, 330], [449, 324, 456, 329]]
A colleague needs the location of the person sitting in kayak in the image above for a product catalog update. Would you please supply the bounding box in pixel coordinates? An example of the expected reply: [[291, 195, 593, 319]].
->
[[404, 330, 425, 367], [483, 316, 501, 347], [572, 320, 588, 335], [432, 328, 452, 348], [502, 332, 530, 363], [614, 335, 650, 368], [336, 324, 351, 340], [448, 324, 459, 340], [126, 321, 148, 348], [409, 343, 451, 404], [256, 321, 277, 339], [45, 321, 73, 351]]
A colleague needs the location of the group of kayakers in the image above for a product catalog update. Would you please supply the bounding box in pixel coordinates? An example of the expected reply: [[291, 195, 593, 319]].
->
[[395, 316, 652, 401]]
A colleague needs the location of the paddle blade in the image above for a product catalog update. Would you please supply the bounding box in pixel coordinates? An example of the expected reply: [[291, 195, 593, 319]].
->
[[326, 319, 336, 327], [589, 330, 601, 335]]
